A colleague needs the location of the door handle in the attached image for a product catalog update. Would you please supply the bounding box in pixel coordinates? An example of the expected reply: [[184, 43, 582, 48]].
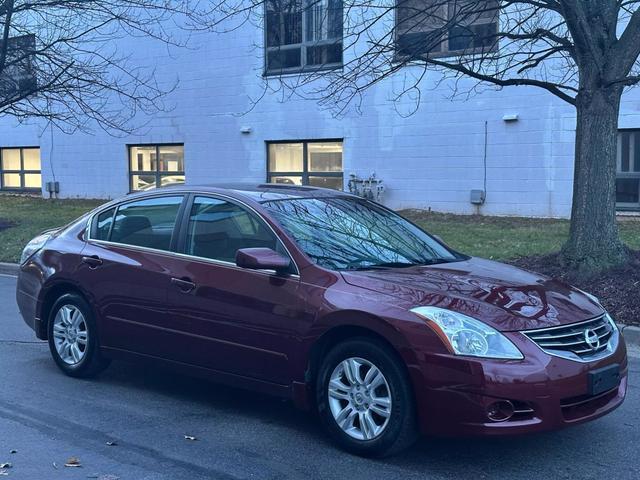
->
[[81, 255, 103, 268], [171, 277, 196, 293]]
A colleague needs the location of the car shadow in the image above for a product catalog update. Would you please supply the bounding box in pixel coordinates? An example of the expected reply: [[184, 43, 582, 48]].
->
[[89, 358, 606, 466], [94, 358, 324, 432]]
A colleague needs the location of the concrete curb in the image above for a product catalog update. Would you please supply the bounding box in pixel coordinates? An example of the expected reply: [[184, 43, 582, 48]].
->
[[620, 324, 640, 348], [0, 262, 19, 276], [0, 258, 639, 349]]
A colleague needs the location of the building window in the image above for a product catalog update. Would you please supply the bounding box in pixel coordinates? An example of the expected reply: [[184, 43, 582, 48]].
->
[[265, 0, 343, 75], [1, 35, 37, 98], [0, 147, 41, 191], [129, 144, 185, 192], [396, 0, 499, 58], [267, 140, 343, 190], [616, 130, 640, 210]]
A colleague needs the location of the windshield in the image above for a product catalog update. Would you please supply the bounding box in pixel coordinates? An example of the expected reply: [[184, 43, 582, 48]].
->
[[261, 197, 461, 270]]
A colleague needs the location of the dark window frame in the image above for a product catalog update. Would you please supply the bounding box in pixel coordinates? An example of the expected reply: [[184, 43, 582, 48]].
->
[[394, 0, 499, 60], [266, 139, 344, 188], [617, 128, 640, 211], [87, 191, 301, 275], [0, 146, 42, 192], [128, 143, 185, 192], [263, 0, 344, 76]]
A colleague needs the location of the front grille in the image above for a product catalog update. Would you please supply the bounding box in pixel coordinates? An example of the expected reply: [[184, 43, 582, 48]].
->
[[522, 315, 618, 362]]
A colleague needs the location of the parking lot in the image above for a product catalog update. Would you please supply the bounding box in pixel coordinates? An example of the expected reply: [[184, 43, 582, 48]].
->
[[1, 274, 638, 480]]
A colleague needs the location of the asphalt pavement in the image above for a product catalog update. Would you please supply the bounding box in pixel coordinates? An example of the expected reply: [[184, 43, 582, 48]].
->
[[0, 273, 638, 480]]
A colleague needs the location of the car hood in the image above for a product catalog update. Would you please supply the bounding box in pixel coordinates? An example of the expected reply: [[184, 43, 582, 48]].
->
[[340, 257, 604, 331]]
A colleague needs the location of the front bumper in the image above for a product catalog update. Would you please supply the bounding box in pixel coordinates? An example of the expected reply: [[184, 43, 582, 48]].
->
[[16, 264, 47, 339], [411, 331, 628, 436]]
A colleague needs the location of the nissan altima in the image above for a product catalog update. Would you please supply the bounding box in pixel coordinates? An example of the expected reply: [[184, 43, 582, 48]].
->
[[16, 184, 627, 456]]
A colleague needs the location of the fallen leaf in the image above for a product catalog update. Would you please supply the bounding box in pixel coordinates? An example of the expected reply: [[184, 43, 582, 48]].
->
[[183, 435, 197, 441], [64, 457, 82, 468]]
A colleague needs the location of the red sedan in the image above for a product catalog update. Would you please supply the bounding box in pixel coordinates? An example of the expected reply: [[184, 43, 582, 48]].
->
[[16, 185, 627, 456]]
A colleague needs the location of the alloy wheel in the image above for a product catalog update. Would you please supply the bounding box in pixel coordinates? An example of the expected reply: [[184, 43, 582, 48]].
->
[[327, 357, 392, 441], [52, 305, 88, 365]]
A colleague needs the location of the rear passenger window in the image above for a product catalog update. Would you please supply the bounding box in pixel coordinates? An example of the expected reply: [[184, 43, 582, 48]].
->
[[185, 197, 279, 263], [109, 196, 183, 251], [94, 208, 115, 240]]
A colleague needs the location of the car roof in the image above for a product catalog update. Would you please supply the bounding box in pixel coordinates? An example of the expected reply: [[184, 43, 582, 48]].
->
[[126, 183, 358, 203]]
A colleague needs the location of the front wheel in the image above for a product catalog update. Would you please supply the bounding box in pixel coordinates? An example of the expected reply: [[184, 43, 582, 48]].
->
[[316, 338, 418, 457], [48, 293, 110, 378]]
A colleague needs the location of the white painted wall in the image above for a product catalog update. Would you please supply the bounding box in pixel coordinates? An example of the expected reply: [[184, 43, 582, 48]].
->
[[2, 16, 640, 218]]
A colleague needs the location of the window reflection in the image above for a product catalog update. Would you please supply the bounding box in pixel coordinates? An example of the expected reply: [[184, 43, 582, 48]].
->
[[0, 147, 42, 190], [267, 140, 343, 190], [129, 144, 185, 191]]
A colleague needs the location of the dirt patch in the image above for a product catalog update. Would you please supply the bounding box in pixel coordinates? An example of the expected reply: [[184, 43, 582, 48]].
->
[[509, 251, 640, 327], [0, 218, 16, 233]]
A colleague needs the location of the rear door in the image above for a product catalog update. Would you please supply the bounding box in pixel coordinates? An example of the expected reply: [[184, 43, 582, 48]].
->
[[77, 194, 187, 357], [163, 195, 308, 385]]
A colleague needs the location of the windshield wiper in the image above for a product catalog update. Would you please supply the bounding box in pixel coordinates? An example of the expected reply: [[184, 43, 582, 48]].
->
[[347, 259, 462, 270], [419, 258, 459, 266], [346, 261, 419, 271]]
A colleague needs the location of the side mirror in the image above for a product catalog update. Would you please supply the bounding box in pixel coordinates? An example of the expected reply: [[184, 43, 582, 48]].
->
[[235, 248, 291, 274]]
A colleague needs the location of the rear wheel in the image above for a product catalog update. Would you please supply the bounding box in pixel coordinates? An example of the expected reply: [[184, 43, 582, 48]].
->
[[316, 338, 418, 457], [48, 293, 110, 378]]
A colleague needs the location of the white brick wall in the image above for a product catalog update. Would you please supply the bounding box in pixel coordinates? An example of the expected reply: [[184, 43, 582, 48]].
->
[[1, 18, 640, 218]]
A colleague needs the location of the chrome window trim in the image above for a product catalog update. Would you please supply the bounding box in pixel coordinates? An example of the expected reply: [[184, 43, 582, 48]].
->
[[86, 189, 301, 277], [521, 314, 620, 364]]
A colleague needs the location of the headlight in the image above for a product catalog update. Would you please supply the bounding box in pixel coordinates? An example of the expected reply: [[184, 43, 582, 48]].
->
[[580, 291, 618, 331], [411, 306, 524, 360], [605, 312, 619, 332], [20, 232, 52, 265]]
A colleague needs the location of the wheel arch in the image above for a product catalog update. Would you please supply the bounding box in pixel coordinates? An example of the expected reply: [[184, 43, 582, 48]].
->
[[304, 310, 419, 389], [38, 281, 90, 339]]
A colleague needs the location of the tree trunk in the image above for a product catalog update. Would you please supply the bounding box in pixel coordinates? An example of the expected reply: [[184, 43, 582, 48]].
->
[[562, 86, 629, 273]]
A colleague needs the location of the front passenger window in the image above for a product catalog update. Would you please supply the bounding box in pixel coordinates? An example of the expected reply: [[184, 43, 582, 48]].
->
[[185, 197, 280, 263], [109, 196, 183, 251]]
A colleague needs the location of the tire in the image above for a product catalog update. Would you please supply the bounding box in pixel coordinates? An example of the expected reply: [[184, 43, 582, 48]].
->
[[47, 293, 110, 378], [316, 338, 418, 457]]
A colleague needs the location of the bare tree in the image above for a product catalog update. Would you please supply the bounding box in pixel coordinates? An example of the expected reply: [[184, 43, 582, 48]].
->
[[0, 0, 212, 134], [204, 0, 640, 273]]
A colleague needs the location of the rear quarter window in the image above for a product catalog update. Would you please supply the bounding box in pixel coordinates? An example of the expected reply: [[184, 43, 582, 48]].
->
[[94, 208, 116, 240]]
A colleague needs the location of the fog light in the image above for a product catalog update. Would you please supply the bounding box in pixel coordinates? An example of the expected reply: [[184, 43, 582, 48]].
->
[[487, 400, 515, 422]]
